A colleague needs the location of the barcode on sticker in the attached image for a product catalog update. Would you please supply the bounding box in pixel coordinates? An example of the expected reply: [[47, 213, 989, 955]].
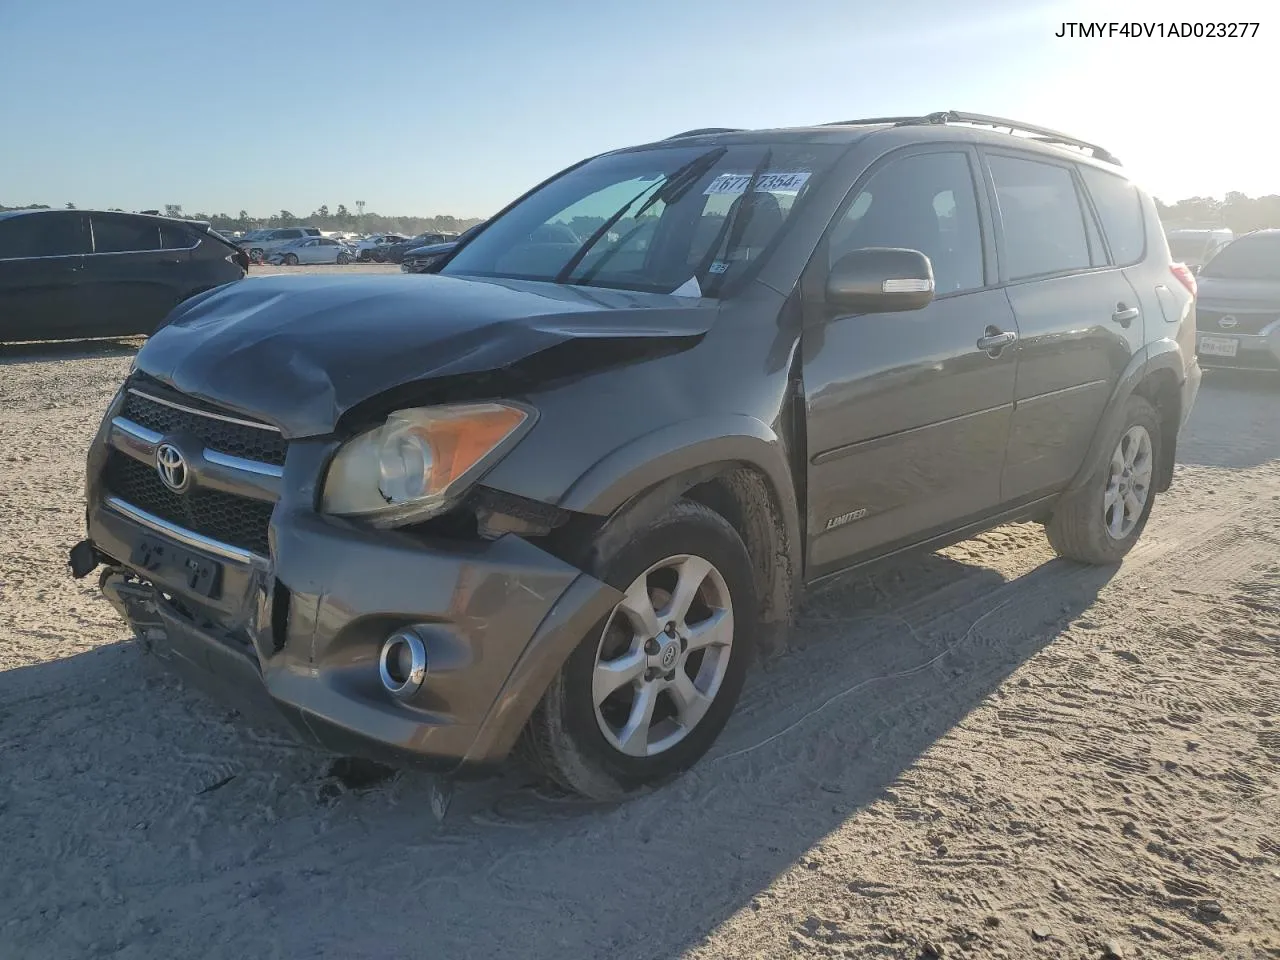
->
[[704, 171, 811, 196]]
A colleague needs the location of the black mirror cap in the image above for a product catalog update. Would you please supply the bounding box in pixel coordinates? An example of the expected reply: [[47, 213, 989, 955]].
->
[[826, 247, 935, 314]]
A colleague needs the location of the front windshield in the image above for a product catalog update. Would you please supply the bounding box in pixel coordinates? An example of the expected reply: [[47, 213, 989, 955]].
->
[[441, 142, 843, 296], [1200, 235, 1280, 280]]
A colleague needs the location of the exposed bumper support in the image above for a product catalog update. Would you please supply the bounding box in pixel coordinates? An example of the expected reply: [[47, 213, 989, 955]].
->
[[86, 497, 620, 772]]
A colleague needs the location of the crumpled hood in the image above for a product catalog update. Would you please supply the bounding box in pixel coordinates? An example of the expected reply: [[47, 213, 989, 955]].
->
[[136, 273, 712, 438]]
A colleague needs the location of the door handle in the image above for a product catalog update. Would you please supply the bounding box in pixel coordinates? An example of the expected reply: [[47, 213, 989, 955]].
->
[[1112, 304, 1140, 326], [976, 327, 1017, 355]]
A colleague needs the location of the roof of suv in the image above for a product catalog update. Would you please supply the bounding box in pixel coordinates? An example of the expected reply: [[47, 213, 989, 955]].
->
[[629, 111, 1123, 173], [0, 208, 206, 227]]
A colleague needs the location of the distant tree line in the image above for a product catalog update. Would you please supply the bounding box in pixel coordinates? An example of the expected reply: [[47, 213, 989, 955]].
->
[[1154, 192, 1280, 233], [7, 192, 1280, 236], [0, 202, 483, 236]]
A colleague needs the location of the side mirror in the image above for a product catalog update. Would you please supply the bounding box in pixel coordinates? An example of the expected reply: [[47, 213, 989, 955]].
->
[[826, 247, 935, 314], [1187, 263, 1201, 276]]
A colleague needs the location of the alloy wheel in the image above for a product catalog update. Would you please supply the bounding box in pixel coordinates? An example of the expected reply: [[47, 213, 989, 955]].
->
[[1104, 424, 1153, 539], [592, 554, 734, 757]]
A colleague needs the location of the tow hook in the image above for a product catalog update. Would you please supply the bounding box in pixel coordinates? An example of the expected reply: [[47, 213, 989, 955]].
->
[[68, 540, 100, 579]]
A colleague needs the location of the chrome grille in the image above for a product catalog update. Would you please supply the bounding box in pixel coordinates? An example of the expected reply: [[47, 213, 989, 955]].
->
[[103, 376, 283, 557], [105, 451, 273, 557], [1195, 310, 1278, 336], [121, 380, 287, 466]]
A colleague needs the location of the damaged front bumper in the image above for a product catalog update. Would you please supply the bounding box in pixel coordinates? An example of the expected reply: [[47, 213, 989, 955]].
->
[[78, 494, 621, 775]]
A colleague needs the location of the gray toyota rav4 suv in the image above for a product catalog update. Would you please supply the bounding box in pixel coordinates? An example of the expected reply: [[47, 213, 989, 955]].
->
[[72, 112, 1201, 799]]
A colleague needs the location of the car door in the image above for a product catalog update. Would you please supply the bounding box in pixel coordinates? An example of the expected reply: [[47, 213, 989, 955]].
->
[[317, 238, 341, 262], [983, 151, 1144, 503], [0, 211, 90, 341], [800, 145, 1018, 577], [85, 213, 185, 335]]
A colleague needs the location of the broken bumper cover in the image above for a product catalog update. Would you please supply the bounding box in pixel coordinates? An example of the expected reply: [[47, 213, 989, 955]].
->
[[84, 500, 621, 773]]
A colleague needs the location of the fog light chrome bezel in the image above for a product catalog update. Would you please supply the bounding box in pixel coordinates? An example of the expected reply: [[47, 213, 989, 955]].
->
[[378, 630, 428, 700]]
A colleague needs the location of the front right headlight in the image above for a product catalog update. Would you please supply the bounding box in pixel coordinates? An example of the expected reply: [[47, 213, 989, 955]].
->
[[321, 402, 533, 527]]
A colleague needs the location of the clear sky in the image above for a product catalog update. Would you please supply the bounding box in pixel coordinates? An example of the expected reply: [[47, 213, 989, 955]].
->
[[0, 0, 1273, 218]]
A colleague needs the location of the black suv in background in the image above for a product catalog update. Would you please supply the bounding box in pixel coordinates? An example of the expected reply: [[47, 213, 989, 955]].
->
[[0, 209, 248, 343], [400, 222, 484, 273], [1193, 229, 1280, 371], [74, 112, 1200, 800], [381, 232, 456, 264]]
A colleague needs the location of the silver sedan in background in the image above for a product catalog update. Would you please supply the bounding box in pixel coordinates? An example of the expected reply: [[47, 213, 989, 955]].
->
[[267, 236, 355, 266]]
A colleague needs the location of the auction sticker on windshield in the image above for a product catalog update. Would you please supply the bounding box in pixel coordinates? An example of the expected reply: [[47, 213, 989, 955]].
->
[[704, 171, 811, 195]]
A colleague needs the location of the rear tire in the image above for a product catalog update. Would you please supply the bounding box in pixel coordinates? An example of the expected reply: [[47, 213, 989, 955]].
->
[[1045, 395, 1161, 564], [521, 500, 756, 800]]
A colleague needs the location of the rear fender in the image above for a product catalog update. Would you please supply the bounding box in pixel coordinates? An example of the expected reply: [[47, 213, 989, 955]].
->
[[1064, 342, 1186, 496]]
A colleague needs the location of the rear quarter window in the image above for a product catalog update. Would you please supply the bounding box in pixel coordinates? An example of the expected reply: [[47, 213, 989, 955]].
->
[[161, 224, 195, 249], [1080, 166, 1146, 265]]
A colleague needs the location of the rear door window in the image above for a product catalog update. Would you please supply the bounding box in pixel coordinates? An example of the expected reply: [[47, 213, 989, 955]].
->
[[987, 154, 1092, 280], [92, 214, 162, 253], [1080, 166, 1146, 265], [0, 212, 90, 258]]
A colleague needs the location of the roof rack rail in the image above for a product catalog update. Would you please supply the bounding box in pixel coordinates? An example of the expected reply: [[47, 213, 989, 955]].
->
[[825, 110, 1120, 165], [821, 116, 925, 127], [664, 127, 744, 140]]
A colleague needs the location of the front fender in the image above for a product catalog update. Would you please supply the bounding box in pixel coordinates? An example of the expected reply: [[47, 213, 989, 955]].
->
[[558, 414, 796, 519]]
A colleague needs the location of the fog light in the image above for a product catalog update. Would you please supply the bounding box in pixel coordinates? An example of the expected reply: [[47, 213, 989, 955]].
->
[[378, 630, 428, 699]]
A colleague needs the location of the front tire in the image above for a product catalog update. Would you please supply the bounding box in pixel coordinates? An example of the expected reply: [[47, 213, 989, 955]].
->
[[282, 253, 298, 266], [1045, 395, 1161, 564], [522, 500, 756, 800], [336, 252, 350, 265]]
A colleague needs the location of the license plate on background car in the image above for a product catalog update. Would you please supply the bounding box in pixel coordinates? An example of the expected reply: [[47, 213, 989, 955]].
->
[[1199, 336, 1239, 358], [130, 535, 223, 598]]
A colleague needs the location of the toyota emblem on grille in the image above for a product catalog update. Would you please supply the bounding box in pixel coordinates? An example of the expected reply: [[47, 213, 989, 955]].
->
[[155, 442, 190, 493], [1218, 315, 1238, 329]]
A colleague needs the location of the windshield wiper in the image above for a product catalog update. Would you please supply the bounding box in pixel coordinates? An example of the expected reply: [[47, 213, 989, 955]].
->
[[634, 145, 727, 219], [694, 148, 773, 296], [554, 146, 727, 286]]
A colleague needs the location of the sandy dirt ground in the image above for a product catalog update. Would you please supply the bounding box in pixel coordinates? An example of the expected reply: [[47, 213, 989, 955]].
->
[[0, 327, 1277, 959]]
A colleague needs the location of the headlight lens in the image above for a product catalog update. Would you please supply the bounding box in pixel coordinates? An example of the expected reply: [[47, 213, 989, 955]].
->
[[321, 402, 531, 526]]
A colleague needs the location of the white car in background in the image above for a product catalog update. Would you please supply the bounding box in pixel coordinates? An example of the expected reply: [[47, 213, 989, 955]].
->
[[267, 236, 355, 265], [354, 233, 408, 262], [236, 227, 323, 261]]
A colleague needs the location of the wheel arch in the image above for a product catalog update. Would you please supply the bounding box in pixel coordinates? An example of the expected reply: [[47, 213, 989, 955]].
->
[[558, 417, 802, 655], [1065, 343, 1186, 496]]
